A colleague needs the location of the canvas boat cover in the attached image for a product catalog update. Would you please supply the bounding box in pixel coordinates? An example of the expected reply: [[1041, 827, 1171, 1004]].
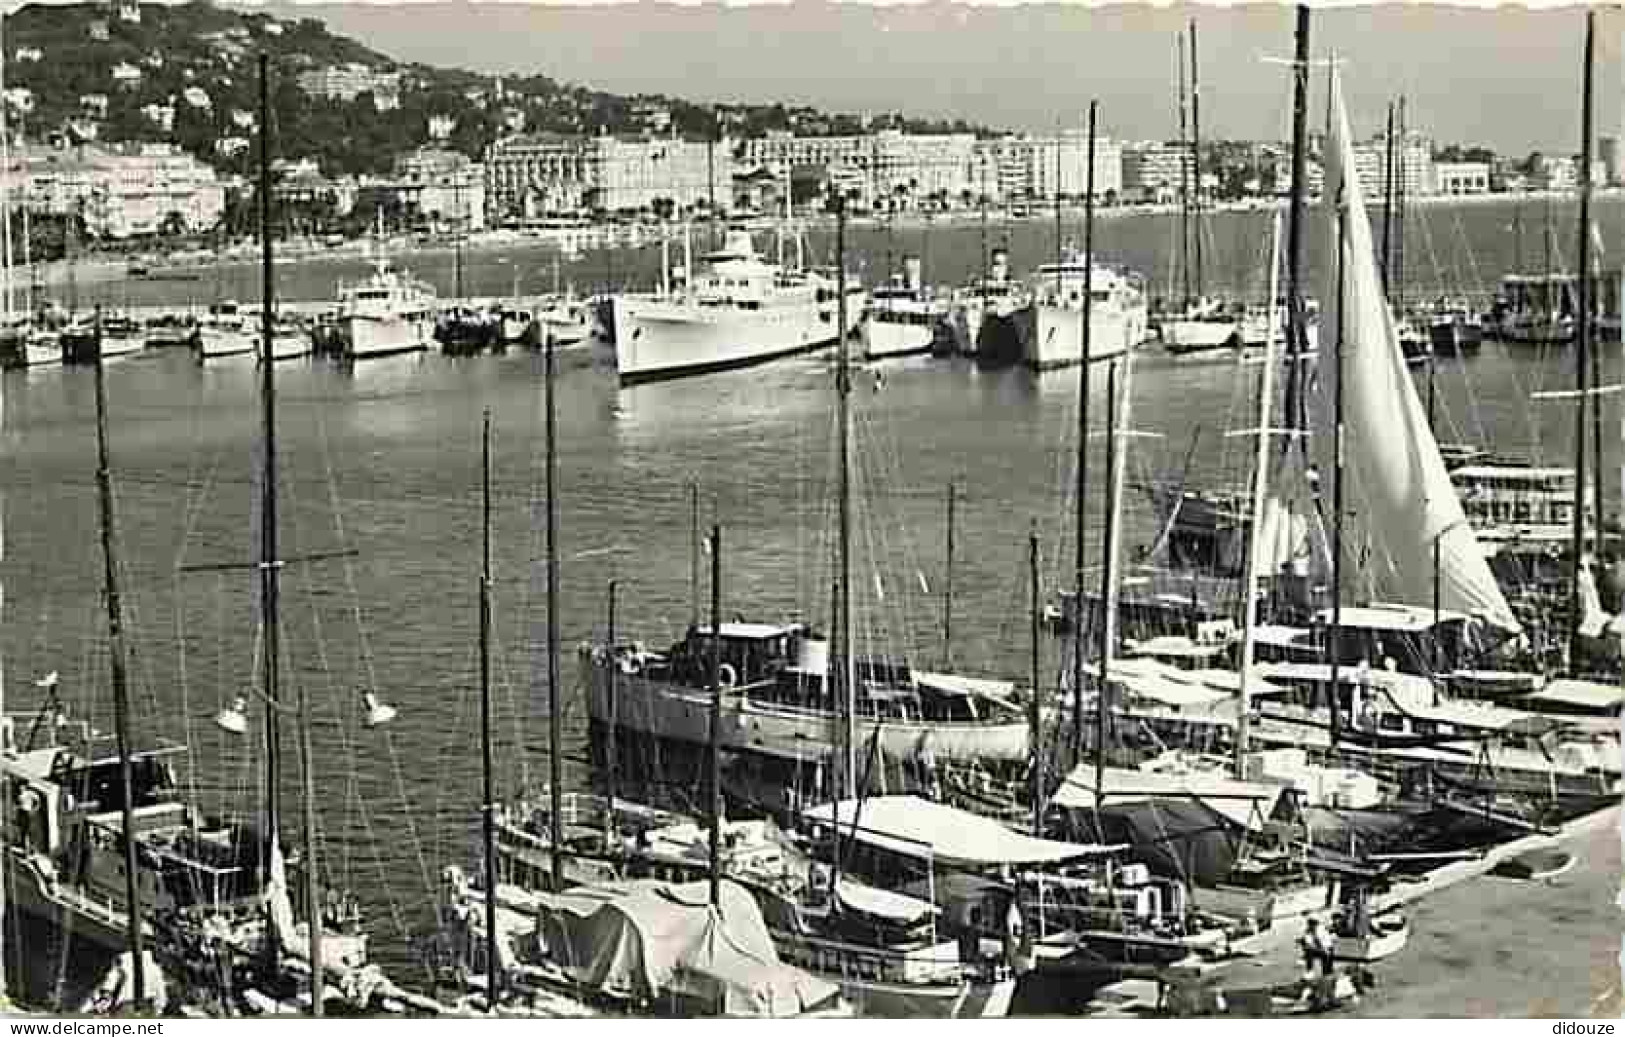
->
[[912, 671, 1020, 711], [801, 795, 1117, 867], [1048, 764, 1286, 833], [833, 877, 938, 924], [530, 878, 840, 1016]]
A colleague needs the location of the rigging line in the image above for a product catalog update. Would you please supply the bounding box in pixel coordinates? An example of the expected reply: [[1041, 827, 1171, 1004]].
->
[[308, 401, 436, 920]]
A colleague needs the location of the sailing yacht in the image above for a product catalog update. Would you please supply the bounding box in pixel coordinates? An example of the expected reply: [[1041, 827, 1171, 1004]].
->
[[609, 229, 864, 385], [337, 257, 437, 359]]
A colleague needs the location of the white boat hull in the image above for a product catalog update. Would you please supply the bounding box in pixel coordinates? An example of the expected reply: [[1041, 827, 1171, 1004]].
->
[[539, 314, 588, 346], [1015, 302, 1146, 370], [1162, 318, 1240, 353], [862, 316, 936, 359], [612, 289, 864, 384], [263, 331, 310, 362], [196, 325, 256, 359], [23, 338, 60, 366], [345, 315, 432, 358], [584, 654, 1030, 765]]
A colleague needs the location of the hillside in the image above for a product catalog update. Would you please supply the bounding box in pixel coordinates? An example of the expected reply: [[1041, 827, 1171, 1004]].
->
[[3, 1, 993, 179]]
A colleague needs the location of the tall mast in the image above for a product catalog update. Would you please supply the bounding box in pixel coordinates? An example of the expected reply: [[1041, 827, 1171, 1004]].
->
[[1028, 524, 1042, 837], [1176, 32, 1190, 308], [1094, 354, 1132, 799], [267, 53, 327, 1013], [604, 579, 617, 847], [1188, 19, 1204, 302], [1571, 10, 1596, 668], [478, 409, 498, 1009], [1071, 101, 1098, 761], [706, 525, 723, 907], [1281, 7, 1311, 449], [255, 51, 286, 975], [833, 193, 855, 798], [1381, 102, 1395, 294], [1395, 97, 1407, 316], [689, 481, 699, 629], [1052, 132, 1062, 297], [942, 481, 955, 669], [545, 326, 563, 892], [93, 308, 145, 1009], [1329, 155, 1348, 753], [1234, 210, 1284, 778]]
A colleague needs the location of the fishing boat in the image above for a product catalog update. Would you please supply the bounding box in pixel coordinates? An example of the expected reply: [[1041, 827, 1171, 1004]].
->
[[1425, 300, 1484, 355], [337, 257, 437, 359], [609, 228, 863, 385], [435, 306, 497, 356]]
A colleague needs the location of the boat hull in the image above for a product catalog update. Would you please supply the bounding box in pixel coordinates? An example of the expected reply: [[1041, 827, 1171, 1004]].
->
[[1012, 302, 1146, 370], [1162, 318, 1239, 354], [344, 315, 433, 358], [611, 289, 864, 385], [1332, 919, 1408, 964], [196, 325, 256, 359], [61, 332, 144, 365], [861, 316, 936, 360], [583, 654, 1030, 766]]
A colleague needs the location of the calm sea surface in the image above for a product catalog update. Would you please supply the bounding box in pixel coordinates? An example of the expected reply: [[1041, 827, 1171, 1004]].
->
[[3, 197, 1621, 983]]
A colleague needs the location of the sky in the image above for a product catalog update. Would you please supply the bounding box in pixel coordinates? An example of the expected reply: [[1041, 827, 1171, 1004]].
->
[[249, 2, 1622, 155]]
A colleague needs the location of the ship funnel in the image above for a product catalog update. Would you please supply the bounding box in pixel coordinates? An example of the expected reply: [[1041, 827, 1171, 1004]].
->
[[903, 255, 923, 292], [794, 637, 830, 677], [990, 248, 1010, 284]]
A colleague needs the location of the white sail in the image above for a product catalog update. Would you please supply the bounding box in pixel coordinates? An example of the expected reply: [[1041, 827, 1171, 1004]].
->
[[1316, 73, 1520, 633]]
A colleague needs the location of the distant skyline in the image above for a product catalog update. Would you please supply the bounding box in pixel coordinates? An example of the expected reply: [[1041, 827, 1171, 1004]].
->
[[250, 2, 1621, 156]]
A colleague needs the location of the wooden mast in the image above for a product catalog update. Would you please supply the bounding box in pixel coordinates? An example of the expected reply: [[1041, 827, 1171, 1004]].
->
[[1233, 209, 1284, 779], [1189, 19, 1204, 303], [1094, 353, 1132, 799], [706, 525, 723, 908], [1381, 102, 1395, 293], [1176, 33, 1190, 308], [1071, 100, 1098, 763], [834, 193, 855, 800], [1028, 524, 1042, 837], [478, 409, 498, 1009], [546, 326, 563, 891], [93, 306, 145, 1010], [942, 481, 955, 669], [1571, 10, 1596, 668], [1281, 6, 1311, 446]]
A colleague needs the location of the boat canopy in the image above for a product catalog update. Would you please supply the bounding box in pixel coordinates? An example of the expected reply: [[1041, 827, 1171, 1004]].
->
[[833, 877, 939, 924], [912, 671, 1019, 708], [801, 795, 1118, 868], [531, 878, 841, 1017], [696, 622, 801, 641], [1525, 679, 1625, 713], [1090, 657, 1276, 708], [1049, 764, 1286, 833], [1311, 604, 1474, 632]]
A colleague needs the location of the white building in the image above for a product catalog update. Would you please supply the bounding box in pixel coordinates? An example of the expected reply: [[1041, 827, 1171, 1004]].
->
[[111, 62, 142, 87], [393, 147, 487, 231], [15, 142, 226, 239], [181, 87, 211, 110], [587, 134, 733, 214], [140, 102, 174, 133], [1433, 161, 1490, 196], [428, 114, 456, 141]]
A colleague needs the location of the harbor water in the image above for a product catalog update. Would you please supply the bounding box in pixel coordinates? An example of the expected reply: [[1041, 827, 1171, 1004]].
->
[[2, 197, 1622, 997]]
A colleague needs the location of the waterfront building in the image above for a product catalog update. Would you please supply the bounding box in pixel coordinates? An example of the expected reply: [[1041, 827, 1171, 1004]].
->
[[1434, 161, 1492, 196], [484, 132, 594, 219], [585, 133, 733, 215], [14, 141, 225, 238], [393, 147, 486, 231], [1122, 141, 1193, 204]]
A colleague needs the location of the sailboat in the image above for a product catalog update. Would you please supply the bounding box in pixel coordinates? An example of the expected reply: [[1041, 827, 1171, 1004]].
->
[[139, 56, 430, 1017], [1161, 20, 1243, 356]]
